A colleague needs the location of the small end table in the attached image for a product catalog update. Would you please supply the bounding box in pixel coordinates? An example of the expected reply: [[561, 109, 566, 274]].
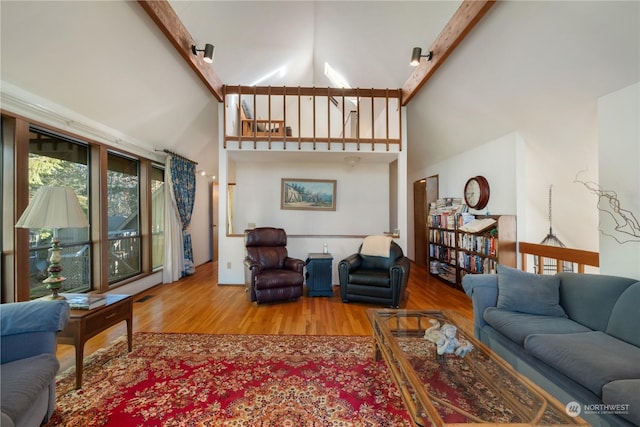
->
[[305, 253, 334, 296], [57, 294, 133, 389]]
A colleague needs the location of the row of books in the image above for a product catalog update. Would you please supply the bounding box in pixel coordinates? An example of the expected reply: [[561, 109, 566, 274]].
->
[[428, 244, 456, 265], [458, 234, 498, 257], [60, 293, 106, 310], [428, 229, 456, 247], [458, 253, 497, 274], [428, 198, 469, 229]]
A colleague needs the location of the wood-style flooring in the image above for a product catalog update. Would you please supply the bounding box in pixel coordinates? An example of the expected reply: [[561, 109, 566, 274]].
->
[[55, 261, 473, 373]]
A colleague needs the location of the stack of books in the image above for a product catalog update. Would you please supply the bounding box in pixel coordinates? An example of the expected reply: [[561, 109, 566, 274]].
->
[[61, 293, 107, 310]]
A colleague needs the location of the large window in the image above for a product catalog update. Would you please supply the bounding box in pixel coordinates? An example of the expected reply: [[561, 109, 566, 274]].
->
[[107, 152, 140, 283], [151, 165, 165, 269], [28, 128, 90, 299]]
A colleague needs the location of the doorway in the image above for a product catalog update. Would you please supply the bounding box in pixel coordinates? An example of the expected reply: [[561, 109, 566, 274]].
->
[[211, 182, 219, 262], [413, 175, 438, 267]]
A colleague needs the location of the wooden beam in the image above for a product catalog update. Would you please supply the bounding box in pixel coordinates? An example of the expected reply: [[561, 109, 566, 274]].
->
[[401, 0, 496, 106], [138, 0, 224, 102]]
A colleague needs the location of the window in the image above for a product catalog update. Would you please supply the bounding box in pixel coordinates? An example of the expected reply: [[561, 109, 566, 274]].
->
[[28, 128, 90, 299], [107, 152, 140, 283], [151, 165, 165, 269]]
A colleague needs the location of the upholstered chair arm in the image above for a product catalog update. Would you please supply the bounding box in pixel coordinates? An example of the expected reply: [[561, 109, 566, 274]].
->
[[389, 256, 411, 308], [462, 274, 498, 336], [338, 254, 361, 271], [284, 257, 305, 275], [243, 258, 261, 273], [243, 258, 262, 302], [338, 254, 362, 301], [0, 300, 70, 364]]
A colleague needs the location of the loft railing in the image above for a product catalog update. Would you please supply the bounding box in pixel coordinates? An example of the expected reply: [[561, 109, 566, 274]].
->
[[519, 242, 599, 274], [223, 85, 402, 151]]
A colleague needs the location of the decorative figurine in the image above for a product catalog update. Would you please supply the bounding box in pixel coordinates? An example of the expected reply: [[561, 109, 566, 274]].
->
[[423, 319, 474, 358]]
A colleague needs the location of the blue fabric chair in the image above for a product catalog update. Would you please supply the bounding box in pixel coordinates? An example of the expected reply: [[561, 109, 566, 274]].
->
[[1, 300, 70, 427]]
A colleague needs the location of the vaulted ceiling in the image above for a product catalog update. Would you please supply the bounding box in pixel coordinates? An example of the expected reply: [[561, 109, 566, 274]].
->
[[1, 1, 638, 175]]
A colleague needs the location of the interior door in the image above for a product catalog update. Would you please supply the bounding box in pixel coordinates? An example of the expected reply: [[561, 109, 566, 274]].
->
[[413, 179, 427, 267], [211, 182, 219, 262]]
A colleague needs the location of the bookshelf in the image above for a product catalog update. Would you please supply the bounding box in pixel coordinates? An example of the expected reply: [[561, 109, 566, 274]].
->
[[428, 207, 516, 290]]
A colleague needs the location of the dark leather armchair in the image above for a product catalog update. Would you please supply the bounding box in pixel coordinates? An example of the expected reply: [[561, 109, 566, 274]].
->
[[338, 240, 410, 308], [244, 227, 304, 304]]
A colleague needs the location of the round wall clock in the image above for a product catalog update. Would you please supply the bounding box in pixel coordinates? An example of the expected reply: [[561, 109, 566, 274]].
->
[[464, 175, 490, 210]]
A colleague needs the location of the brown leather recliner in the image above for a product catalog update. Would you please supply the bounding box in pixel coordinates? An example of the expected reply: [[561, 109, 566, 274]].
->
[[243, 227, 304, 304]]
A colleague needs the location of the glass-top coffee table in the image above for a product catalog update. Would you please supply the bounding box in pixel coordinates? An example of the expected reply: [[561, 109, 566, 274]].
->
[[367, 309, 588, 426]]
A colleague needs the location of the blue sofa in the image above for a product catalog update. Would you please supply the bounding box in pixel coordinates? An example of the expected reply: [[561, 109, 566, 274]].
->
[[463, 266, 640, 427], [1, 300, 70, 427]]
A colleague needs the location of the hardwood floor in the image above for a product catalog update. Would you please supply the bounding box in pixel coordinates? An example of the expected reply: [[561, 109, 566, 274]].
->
[[55, 261, 473, 373]]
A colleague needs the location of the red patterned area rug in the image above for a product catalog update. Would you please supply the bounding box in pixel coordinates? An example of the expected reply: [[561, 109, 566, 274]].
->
[[46, 333, 413, 426]]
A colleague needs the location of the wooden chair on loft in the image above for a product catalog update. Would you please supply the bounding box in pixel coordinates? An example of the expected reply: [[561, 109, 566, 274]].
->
[[240, 100, 285, 137]]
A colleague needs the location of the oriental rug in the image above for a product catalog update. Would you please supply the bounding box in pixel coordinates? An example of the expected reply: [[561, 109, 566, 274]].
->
[[46, 333, 413, 426]]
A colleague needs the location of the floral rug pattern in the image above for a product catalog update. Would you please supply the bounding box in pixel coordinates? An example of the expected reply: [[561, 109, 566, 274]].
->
[[46, 333, 413, 426]]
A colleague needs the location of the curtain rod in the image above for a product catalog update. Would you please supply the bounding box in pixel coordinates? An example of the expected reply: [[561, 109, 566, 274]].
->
[[156, 149, 198, 165]]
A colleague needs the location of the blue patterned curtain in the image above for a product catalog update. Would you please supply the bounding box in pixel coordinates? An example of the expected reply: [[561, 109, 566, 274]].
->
[[170, 156, 196, 276]]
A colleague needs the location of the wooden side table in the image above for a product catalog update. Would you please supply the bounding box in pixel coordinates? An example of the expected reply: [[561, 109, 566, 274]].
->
[[305, 253, 334, 296], [58, 294, 133, 389]]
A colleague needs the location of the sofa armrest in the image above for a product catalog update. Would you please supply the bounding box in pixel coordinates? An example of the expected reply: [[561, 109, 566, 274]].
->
[[1, 300, 70, 364], [462, 274, 498, 334]]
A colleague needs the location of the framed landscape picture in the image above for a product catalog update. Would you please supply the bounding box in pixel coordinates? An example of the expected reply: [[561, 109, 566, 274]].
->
[[281, 178, 337, 211]]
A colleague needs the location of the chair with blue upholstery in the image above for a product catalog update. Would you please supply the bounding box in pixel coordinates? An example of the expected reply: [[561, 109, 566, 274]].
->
[[1, 300, 70, 427]]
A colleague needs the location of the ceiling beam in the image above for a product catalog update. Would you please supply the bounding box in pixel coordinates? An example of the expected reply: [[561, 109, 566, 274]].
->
[[138, 0, 224, 102], [401, 0, 496, 106]]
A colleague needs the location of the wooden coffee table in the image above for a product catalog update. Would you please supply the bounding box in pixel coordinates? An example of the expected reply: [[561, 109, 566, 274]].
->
[[58, 294, 133, 389], [367, 309, 588, 426]]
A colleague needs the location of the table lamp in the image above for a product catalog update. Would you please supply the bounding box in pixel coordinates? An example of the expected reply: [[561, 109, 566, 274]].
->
[[15, 186, 90, 299]]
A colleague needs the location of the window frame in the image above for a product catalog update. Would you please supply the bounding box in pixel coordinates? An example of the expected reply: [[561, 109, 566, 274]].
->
[[2, 115, 162, 301]]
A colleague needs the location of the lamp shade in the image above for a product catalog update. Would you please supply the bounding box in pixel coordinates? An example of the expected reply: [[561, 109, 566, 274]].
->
[[410, 47, 422, 66], [15, 186, 89, 229], [203, 44, 214, 63]]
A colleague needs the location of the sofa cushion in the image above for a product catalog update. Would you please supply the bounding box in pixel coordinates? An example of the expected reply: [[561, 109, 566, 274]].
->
[[557, 273, 638, 332], [606, 282, 640, 347], [483, 307, 591, 346], [524, 331, 640, 397], [602, 379, 640, 426], [496, 265, 566, 317], [0, 353, 59, 423]]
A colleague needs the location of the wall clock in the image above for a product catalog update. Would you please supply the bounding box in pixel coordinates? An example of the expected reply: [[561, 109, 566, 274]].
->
[[464, 175, 490, 210]]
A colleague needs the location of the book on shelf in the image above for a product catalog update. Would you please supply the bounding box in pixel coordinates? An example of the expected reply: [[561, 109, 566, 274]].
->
[[61, 293, 107, 310], [458, 217, 497, 233]]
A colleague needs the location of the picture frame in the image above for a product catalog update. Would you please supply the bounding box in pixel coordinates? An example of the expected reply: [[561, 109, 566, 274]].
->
[[281, 178, 337, 211]]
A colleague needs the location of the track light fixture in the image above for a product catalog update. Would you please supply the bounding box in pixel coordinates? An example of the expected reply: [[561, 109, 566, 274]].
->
[[191, 43, 214, 63], [410, 47, 433, 66]]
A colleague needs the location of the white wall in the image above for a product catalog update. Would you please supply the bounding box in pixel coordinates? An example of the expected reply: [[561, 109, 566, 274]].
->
[[234, 161, 389, 235], [220, 157, 391, 284], [408, 133, 526, 260], [597, 82, 640, 280], [407, 118, 604, 266]]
